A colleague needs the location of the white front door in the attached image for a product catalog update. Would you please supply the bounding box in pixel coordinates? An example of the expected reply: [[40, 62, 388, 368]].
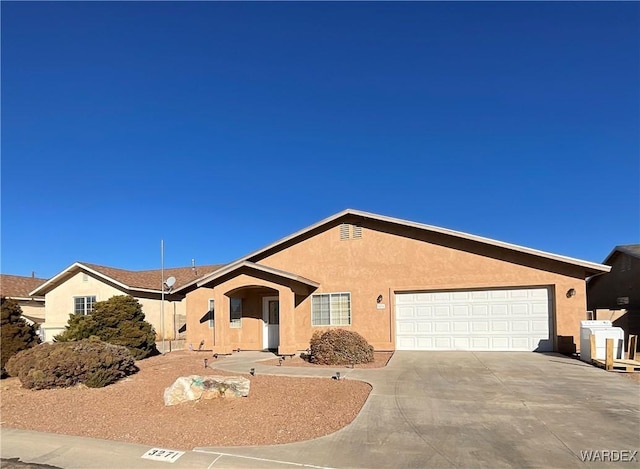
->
[[262, 296, 280, 350]]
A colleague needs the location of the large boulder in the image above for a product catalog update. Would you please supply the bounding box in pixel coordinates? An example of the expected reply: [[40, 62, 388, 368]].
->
[[164, 375, 250, 406]]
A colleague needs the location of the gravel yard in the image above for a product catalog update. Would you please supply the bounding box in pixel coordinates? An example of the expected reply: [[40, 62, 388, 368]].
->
[[0, 351, 371, 450]]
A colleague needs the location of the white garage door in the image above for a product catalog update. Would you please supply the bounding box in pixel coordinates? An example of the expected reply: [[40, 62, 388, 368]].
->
[[395, 288, 551, 351]]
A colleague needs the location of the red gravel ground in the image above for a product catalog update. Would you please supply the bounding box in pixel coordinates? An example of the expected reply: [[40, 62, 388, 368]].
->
[[0, 351, 371, 450]]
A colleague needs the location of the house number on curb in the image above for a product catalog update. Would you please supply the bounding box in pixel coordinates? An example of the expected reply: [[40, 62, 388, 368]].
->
[[141, 448, 185, 463]]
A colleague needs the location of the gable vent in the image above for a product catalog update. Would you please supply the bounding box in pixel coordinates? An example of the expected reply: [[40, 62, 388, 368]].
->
[[340, 223, 350, 240], [340, 223, 363, 240]]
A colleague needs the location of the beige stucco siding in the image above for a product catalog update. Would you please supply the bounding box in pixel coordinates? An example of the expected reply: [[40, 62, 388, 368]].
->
[[17, 301, 45, 321], [41, 272, 123, 340], [255, 224, 587, 351], [41, 271, 184, 342]]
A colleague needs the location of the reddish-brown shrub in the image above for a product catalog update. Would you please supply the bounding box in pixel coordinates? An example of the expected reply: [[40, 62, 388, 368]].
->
[[5, 338, 138, 389], [309, 329, 374, 365]]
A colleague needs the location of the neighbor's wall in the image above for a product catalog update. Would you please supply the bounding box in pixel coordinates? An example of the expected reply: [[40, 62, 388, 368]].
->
[[41, 271, 184, 342], [137, 297, 186, 341], [41, 272, 123, 341], [588, 252, 640, 311], [17, 300, 45, 321], [255, 222, 588, 352]]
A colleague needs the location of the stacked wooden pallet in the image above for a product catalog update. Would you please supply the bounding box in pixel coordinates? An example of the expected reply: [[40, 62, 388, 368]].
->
[[590, 334, 640, 372]]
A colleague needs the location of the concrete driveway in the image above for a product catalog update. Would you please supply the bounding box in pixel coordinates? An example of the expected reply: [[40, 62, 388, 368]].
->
[[2, 352, 638, 468], [197, 351, 640, 468]]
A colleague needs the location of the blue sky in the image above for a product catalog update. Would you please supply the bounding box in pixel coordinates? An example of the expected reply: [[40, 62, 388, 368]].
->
[[2, 2, 638, 279]]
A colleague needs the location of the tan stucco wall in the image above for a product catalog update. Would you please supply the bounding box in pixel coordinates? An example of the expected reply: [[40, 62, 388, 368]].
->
[[17, 300, 45, 321], [40, 271, 184, 342], [185, 277, 293, 353], [186, 222, 589, 353]]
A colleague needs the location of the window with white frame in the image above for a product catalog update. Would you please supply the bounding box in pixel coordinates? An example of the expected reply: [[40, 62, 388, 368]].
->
[[208, 299, 215, 328], [230, 297, 242, 328], [74, 296, 96, 315], [312, 293, 351, 326]]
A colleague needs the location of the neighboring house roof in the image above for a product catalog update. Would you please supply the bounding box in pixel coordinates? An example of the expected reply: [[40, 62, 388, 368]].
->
[[175, 209, 610, 293], [602, 244, 640, 264], [0, 274, 47, 301], [29, 262, 224, 297]]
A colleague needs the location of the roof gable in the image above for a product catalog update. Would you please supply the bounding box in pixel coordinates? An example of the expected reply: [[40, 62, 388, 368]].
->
[[29, 262, 224, 296], [234, 209, 610, 276], [196, 261, 319, 289], [603, 244, 640, 264]]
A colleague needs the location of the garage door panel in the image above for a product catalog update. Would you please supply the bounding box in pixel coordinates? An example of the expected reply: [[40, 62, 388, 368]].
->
[[396, 306, 415, 319], [452, 322, 469, 333], [531, 320, 548, 332], [472, 337, 490, 349], [511, 304, 529, 315], [511, 321, 530, 332], [453, 305, 470, 316], [471, 321, 489, 332], [490, 304, 508, 315], [472, 305, 489, 316], [395, 287, 550, 351], [434, 306, 450, 317]]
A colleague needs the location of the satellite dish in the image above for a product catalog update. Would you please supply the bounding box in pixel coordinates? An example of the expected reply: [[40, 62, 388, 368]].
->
[[165, 276, 176, 288]]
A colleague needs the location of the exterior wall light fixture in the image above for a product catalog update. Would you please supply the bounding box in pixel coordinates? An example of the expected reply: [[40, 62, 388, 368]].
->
[[566, 288, 576, 298], [376, 295, 383, 303]]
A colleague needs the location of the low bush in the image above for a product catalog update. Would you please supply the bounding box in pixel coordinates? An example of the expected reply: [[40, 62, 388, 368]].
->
[[5, 338, 138, 390], [1, 297, 40, 377], [309, 329, 374, 365]]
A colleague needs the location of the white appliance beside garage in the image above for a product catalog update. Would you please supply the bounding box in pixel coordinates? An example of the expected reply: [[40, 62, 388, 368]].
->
[[395, 288, 552, 351]]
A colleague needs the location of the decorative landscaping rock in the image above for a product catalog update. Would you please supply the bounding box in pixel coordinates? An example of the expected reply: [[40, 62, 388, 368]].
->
[[163, 375, 250, 406]]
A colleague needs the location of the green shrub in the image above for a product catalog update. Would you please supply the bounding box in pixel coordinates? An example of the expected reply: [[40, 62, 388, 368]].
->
[[55, 295, 157, 359], [309, 329, 374, 365], [5, 339, 138, 389], [1, 297, 40, 377]]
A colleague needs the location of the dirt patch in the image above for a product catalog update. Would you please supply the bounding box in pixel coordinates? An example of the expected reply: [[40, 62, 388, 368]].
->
[[0, 351, 371, 450], [620, 372, 640, 384], [260, 351, 393, 369]]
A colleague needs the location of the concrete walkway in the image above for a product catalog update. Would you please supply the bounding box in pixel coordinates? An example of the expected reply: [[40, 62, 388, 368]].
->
[[2, 351, 639, 468]]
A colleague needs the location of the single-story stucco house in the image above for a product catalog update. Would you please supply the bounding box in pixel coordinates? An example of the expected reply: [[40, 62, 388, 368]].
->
[[174, 209, 610, 355], [30, 262, 221, 342], [0, 274, 47, 328]]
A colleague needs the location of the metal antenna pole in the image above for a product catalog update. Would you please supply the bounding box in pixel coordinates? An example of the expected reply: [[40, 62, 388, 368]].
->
[[161, 239, 165, 354]]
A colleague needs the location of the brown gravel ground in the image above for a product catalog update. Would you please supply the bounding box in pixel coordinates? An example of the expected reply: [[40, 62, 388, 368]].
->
[[0, 351, 371, 450], [260, 352, 394, 368]]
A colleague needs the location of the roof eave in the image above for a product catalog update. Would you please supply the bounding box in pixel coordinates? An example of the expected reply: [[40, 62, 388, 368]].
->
[[230, 208, 610, 275], [29, 262, 132, 296], [196, 260, 319, 288]]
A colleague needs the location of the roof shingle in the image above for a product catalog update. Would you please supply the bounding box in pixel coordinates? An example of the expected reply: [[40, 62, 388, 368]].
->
[[79, 262, 224, 291], [1, 275, 48, 299]]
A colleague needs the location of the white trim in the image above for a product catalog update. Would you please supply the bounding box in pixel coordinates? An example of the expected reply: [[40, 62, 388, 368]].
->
[[7, 296, 45, 302]]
